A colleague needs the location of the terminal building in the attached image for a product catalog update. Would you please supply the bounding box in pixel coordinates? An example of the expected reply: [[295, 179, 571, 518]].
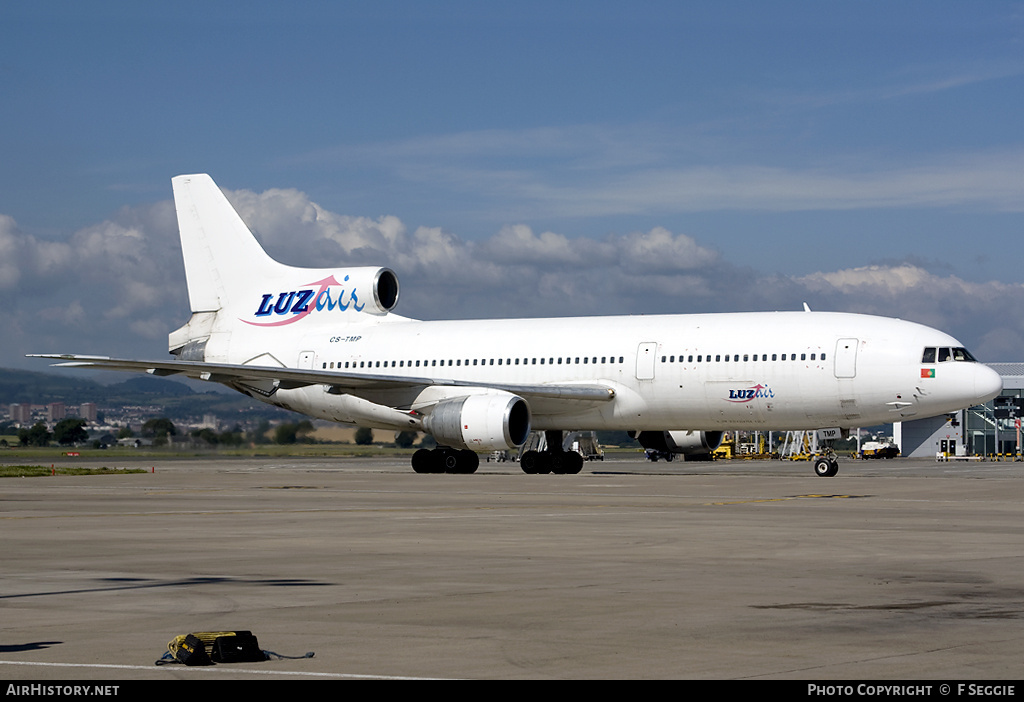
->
[[896, 363, 1024, 458]]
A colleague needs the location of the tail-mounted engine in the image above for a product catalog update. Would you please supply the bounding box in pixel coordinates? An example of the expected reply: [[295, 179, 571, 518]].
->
[[363, 267, 400, 315]]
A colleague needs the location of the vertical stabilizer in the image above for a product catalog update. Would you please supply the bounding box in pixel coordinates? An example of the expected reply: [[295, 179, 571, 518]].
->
[[168, 174, 401, 358], [172, 173, 277, 314]]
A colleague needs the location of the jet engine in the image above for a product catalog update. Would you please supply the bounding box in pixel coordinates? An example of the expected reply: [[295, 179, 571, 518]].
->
[[423, 393, 531, 451], [313, 266, 399, 316], [366, 267, 400, 314], [634, 430, 725, 456]]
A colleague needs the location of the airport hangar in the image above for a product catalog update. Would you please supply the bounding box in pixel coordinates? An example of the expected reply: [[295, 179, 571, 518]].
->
[[896, 363, 1024, 458]]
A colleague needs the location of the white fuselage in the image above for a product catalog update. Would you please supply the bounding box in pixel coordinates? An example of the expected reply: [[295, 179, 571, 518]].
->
[[208, 309, 1001, 433]]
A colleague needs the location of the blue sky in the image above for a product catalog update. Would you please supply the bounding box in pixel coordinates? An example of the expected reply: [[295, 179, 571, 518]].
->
[[2, 1, 1023, 370]]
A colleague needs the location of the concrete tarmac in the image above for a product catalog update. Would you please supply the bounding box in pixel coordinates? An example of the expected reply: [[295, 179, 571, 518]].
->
[[1, 454, 1023, 680]]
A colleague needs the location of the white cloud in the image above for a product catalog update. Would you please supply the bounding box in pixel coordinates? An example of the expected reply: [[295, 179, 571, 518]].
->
[[795, 264, 1024, 357]]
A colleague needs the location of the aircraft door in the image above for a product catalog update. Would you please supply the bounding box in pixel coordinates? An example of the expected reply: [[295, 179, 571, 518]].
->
[[834, 338, 858, 378], [298, 350, 316, 369], [636, 342, 657, 380]]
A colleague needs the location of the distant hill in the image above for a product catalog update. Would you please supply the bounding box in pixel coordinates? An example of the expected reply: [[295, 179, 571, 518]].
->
[[0, 367, 108, 405], [105, 375, 194, 398], [0, 367, 293, 424]]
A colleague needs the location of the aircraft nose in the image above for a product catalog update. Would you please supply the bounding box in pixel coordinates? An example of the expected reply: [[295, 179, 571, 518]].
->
[[977, 364, 1003, 403]]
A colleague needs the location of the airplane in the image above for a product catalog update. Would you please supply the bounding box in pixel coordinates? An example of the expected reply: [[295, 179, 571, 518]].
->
[[32, 174, 1003, 477]]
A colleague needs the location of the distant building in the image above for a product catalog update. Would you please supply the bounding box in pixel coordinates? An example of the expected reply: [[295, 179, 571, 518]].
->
[[47, 402, 66, 422], [79, 402, 98, 422], [9, 403, 31, 425]]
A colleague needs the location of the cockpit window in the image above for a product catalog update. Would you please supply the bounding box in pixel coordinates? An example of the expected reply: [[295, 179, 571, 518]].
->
[[922, 346, 977, 363]]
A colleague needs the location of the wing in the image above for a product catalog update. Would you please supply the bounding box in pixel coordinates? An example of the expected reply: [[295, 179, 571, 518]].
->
[[28, 354, 617, 404]]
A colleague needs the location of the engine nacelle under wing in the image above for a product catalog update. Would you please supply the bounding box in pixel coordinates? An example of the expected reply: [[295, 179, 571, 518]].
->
[[635, 430, 725, 455], [423, 392, 531, 451]]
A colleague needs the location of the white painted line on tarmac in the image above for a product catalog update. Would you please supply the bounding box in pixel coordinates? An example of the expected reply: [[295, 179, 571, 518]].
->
[[0, 659, 444, 680]]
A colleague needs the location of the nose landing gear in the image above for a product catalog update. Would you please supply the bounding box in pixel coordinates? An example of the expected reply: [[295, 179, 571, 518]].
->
[[813, 447, 840, 477]]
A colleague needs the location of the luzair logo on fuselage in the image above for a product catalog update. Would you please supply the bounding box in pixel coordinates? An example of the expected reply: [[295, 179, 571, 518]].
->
[[726, 384, 775, 403], [244, 274, 364, 327]]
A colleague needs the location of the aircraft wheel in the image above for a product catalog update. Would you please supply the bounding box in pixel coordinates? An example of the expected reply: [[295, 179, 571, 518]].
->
[[520, 450, 548, 474], [439, 449, 460, 473], [412, 448, 435, 473], [814, 457, 839, 477], [457, 449, 479, 474], [564, 451, 584, 475]]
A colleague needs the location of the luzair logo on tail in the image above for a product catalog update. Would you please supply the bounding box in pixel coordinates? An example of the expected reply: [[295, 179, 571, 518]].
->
[[247, 274, 368, 326]]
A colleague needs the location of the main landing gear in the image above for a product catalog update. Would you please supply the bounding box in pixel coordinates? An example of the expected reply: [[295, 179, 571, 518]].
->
[[411, 447, 480, 474], [519, 430, 584, 475]]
